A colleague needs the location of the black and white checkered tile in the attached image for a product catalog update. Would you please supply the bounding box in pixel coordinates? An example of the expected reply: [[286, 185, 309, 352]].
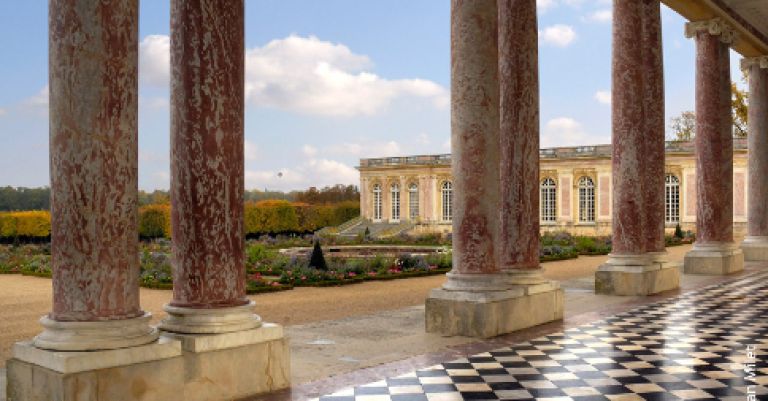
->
[[315, 271, 768, 401]]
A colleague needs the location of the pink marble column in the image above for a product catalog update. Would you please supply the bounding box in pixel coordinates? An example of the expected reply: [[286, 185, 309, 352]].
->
[[742, 58, 768, 259], [498, 0, 541, 279], [38, 0, 157, 350], [162, 0, 259, 334], [693, 27, 734, 244], [609, 0, 647, 261], [444, 0, 504, 291], [640, 0, 667, 256]]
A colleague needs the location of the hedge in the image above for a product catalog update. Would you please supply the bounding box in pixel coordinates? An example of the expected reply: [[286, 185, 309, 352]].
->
[[0, 201, 361, 240], [0, 211, 51, 239]]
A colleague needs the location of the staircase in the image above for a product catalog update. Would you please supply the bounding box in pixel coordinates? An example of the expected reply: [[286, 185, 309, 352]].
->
[[337, 219, 416, 239]]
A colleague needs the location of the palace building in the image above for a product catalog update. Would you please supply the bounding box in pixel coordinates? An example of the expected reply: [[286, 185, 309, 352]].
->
[[357, 138, 749, 237]]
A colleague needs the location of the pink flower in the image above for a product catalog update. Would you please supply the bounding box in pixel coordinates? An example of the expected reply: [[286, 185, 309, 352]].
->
[[348, 272, 357, 277]]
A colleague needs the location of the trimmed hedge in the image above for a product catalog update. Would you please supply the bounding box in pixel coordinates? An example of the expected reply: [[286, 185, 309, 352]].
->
[[0, 211, 51, 240], [0, 201, 361, 240]]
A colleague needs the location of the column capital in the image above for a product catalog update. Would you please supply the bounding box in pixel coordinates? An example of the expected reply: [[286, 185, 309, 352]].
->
[[685, 18, 738, 44], [741, 56, 768, 70]]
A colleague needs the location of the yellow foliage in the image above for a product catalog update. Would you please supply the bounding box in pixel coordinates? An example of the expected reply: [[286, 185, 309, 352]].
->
[[0, 211, 51, 238], [138, 205, 172, 238]]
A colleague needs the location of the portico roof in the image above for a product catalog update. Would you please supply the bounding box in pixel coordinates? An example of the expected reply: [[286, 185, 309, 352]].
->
[[664, 0, 768, 56]]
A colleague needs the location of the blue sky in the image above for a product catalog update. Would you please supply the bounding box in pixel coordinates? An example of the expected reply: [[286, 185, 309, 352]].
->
[[0, 0, 745, 191]]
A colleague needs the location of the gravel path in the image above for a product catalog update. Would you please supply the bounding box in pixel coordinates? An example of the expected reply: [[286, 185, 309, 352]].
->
[[0, 244, 693, 367]]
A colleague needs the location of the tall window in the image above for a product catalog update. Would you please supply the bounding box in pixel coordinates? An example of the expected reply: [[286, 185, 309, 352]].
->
[[541, 178, 557, 222], [578, 176, 595, 223], [391, 183, 400, 221], [665, 174, 680, 223], [373, 184, 382, 220], [442, 181, 453, 222], [408, 183, 419, 220]]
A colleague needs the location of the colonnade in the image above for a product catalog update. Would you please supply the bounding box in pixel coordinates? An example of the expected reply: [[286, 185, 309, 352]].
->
[[427, 0, 766, 335], [6, 0, 768, 398], [7, 2, 289, 400]]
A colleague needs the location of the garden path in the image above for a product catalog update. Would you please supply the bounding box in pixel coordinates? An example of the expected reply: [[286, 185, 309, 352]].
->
[[0, 244, 693, 370]]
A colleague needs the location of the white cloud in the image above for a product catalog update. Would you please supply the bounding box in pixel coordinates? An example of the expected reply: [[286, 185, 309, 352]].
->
[[325, 140, 401, 158], [25, 85, 48, 107], [594, 90, 611, 105], [245, 156, 359, 191], [152, 170, 170, 183], [0, 108, 7, 117], [245, 140, 259, 161], [135, 34, 449, 118], [139, 149, 167, 164], [537, 0, 557, 12], [306, 158, 359, 184], [542, 117, 607, 148], [585, 9, 612, 23], [244, 35, 448, 117], [540, 25, 576, 47], [302, 144, 318, 157], [139, 35, 170, 87], [140, 96, 169, 110], [245, 169, 305, 190]]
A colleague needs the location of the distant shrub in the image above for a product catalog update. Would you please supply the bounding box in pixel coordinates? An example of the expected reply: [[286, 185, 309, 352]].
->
[[138, 205, 171, 239]]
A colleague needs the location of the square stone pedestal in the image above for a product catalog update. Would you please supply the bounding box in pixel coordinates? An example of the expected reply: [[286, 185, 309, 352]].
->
[[595, 263, 680, 296], [6, 323, 290, 401], [425, 282, 563, 338], [684, 243, 744, 275], [741, 237, 768, 261]]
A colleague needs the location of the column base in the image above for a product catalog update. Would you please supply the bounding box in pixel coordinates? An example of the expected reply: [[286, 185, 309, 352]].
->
[[684, 242, 744, 275], [33, 312, 159, 351], [741, 236, 768, 261], [425, 281, 563, 338], [6, 324, 290, 401], [595, 254, 680, 296], [159, 300, 262, 334]]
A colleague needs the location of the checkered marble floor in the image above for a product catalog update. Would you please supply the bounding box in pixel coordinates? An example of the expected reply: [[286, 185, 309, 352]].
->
[[315, 271, 768, 401]]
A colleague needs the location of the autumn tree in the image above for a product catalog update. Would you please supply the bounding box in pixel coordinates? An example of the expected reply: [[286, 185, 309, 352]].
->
[[669, 77, 748, 141]]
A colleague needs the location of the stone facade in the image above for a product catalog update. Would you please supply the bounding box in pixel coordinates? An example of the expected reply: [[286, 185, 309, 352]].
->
[[358, 139, 749, 237]]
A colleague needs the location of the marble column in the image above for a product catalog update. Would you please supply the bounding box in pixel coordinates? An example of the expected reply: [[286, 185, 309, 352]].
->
[[640, 0, 668, 261], [35, 0, 157, 351], [441, 0, 505, 291], [741, 56, 768, 261], [683, 19, 744, 274], [498, 0, 545, 284], [161, 0, 260, 333], [596, 0, 679, 295], [426, 0, 563, 338], [607, 0, 648, 266]]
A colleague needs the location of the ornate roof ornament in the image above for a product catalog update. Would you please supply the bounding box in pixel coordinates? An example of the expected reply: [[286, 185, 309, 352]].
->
[[741, 56, 768, 71], [685, 18, 739, 45]]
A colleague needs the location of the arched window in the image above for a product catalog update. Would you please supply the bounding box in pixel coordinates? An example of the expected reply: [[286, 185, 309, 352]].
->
[[665, 174, 680, 223], [578, 177, 595, 223], [391, 183, 400, 221], [408, 183, 419, 220], [541, 178, 557, 222], [442, 181, 453, 222], [372, 184, 382, 221]]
